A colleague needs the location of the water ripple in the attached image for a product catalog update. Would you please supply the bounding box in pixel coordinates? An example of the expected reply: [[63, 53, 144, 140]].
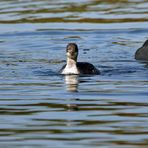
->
[[0, 1, 148, 147]]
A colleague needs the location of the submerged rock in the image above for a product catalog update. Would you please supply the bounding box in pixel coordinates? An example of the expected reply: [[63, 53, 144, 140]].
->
[[135, 40, 148, 61]]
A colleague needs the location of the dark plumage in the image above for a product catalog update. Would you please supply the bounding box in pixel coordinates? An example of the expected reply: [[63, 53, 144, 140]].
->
[[135, 40, 148, 61]]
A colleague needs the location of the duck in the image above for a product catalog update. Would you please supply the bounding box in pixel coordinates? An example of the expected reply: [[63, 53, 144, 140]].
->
[[135, 40, 148, 61], [60, 43, 100, 75]]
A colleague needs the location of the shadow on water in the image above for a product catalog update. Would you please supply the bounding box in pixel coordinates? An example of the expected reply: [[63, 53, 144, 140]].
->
[[0, 0, 148, 24]]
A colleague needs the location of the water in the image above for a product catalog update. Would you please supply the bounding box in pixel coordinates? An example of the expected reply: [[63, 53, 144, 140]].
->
[[0, 0, 148, 148]]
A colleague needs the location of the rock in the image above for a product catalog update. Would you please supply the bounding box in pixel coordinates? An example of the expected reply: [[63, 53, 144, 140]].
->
[[135, 40, 148, 61]]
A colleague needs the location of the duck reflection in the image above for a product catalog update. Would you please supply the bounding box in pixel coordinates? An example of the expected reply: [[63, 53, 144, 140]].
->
[[65, 74, 79, 92], [64, 74, 79, 110]]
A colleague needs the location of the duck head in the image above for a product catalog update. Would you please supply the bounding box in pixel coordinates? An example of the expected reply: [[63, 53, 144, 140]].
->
[[66, 43, 78, 61]]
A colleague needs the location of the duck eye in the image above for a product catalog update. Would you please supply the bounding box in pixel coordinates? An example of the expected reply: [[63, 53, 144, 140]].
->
[[68, 46, 74, 52]]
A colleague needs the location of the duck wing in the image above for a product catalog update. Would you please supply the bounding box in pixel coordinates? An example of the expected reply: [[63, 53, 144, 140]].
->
[[77, 62, 100, 75]]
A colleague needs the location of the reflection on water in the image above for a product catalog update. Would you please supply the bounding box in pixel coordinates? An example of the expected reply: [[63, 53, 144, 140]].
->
[[64, 75, 79, 110], [65, 75, 79, 92], [0, 0, 148, 24], [0, 0, 148, 148], [0, 0, 148, 31]]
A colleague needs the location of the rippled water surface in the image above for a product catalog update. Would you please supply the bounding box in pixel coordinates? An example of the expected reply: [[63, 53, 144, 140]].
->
[[0, 0, 148, 148]]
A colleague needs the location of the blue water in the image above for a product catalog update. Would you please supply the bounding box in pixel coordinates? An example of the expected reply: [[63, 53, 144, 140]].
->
[[0, 0, 148, 148]]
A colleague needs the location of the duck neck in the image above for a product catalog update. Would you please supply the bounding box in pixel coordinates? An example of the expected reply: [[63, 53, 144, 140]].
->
[[66, 57, 77, 68], [64, 57, 79, 74]]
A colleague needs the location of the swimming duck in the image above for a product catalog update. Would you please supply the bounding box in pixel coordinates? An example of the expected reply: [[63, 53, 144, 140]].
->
[[135, 40, 148, 61], [60, 43, 100, 75]]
